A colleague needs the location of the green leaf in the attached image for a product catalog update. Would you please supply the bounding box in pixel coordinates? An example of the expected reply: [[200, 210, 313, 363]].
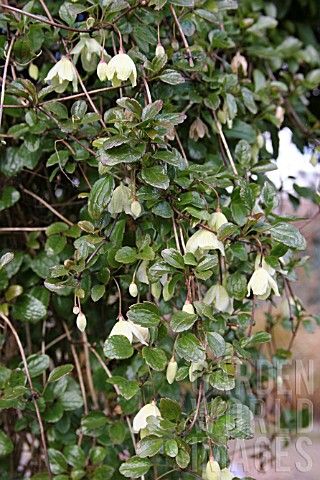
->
[[27, 354, 50, 378], [207, 332, 225, 357], [269, 223, 306, 250], [261, 181, 278, 212], [91, 465, 114, 480], [63, 445, 86, 468], [153, 148, 187, 169], [235, 140, 251, 166], [48, 448, 68, 475], [0, 430, 14, 457], [88, 176, 114, 220], [164, 439, 178, 457], [159, 69, 185, 85], [161, 248, 184, 269], [91, 284, 105, 302], [217, 223, 240, 241], [241, 87, 257, 114], [103, 336, 134, 359], [81, 412, 107, 436], [119, 457, 151, 478], [107, 376, 139, 400], [226, 272, 247, 300], [241, 331, 271, 348], [141, 100, 163, 121], [59, 2, 85, 25], [127, 302, 161, 327], [136, 435, 163, 457], [115, 247, 137, 264], [159, 398, 181, 421], [98, 143, 146, 166], [142, 347, 167, 371], [141, 166, 170, 189], [176, 333, 205, 362], [0, 186, 20, 212], [171, 311, 197, 332], [48, 364, 74, 383], [209, 370, 235, 391], [12, 294, 47, 323]]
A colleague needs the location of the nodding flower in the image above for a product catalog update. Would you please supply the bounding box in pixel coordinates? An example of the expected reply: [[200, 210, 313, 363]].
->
[[45, 56, 77, 93], [105, 51, 137, 87]]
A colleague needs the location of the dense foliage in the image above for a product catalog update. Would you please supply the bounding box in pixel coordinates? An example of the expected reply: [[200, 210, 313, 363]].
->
[[0, 0, 319, 479]]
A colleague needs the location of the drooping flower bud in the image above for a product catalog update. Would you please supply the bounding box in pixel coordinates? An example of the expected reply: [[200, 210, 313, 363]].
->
[[73, 306, 80, 315], [204, 284, 233, 314], [28, 63, 39, 81], [155, 43, 165, 57], [86, 16, 95, 29], [76, 312, 87, 332], [231, 51, 248, 76], [182, 301, 195, 314], [97, 60, 108, 81], [131, 200, 142, 218], [129, 282, 138, 298], [205, 459, 221, 480], [189, 118, 209, 141], [105, 52, 137, 87], [166, 357, 178, 384]]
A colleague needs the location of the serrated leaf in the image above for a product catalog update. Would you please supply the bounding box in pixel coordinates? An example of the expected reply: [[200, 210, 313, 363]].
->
[[269, 223, 306, 250], [176, 333, 205, 362], [141, 166, 170, 189], [127, 302, 161, 327], [136, 436, 163, 457]]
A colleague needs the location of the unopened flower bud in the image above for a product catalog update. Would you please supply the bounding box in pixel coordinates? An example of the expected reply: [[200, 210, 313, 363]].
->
[[131, 200, 142, 218], [86, 16, 95, 29], [97, 60, 108, 81], [73, 306, 80, 315], [129, 282, 138, 298], [182, 301, 195, 314], [28, 63, 39, 81], [206, 459, 221, 480], [155, 43, 165, 57], [76, 312, 87, 332], [166, 357, 178, 384]]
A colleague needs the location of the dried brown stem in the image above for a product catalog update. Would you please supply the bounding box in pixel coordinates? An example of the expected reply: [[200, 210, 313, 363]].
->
[[0, 313, 52, 478], [170, 5, 194, 67]]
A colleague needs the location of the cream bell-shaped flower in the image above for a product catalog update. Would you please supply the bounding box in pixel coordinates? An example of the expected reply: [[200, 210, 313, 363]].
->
[[254, 254, 275, 275], [108, 183, 132, 216], [220, 468, 234, 480], [186, 229, 225, 256], [106, 51, 137, 87], [71, 34, 104, 72], [132, 401, 161, 433], [208, 211, 228, 232], [204, 284, 233, 314], [109, 318, 133, 343], [45, 56, 77, 93], [128, 321, 149, 346], [205, 459, 221, 480], [247, 267, 280, 298]]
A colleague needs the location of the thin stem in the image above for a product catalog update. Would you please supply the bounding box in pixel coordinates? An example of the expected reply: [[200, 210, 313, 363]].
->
[[170, 5, 194, 67], [89, 347, 140, 461], [0, 36, 15, 129], [0, 227, 48, 233], [172, 215, 182, 254], [142, 75, 152, 104], [0, 313, 52, 479], [20, 186, 74, 226], [113, 278, 123, 318], [187, 381, 203, 432], [82, 331, 99, 409], [213, 112, 239, 177], [0, 4, 92, 33], [39, 85, 127, 105], [62, 322, 89, 416]]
